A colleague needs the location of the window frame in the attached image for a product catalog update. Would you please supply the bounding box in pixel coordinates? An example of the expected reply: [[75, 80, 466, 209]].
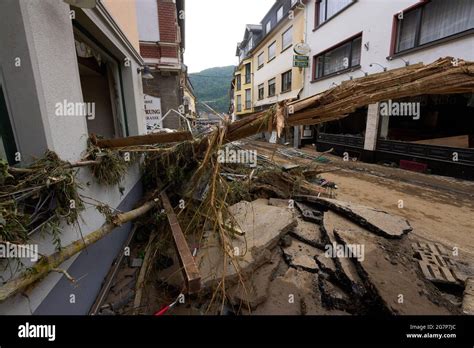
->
[[266, 21, 272, 34], [245, 63, 251, 84], [258, 83, 265, 100], [0, 83, 18, 165], [268, 41, 277, 62], [281, 70, 292, 93], [245, 88, 252, 109], [74, 26, 128, 137], [257, 52, 265, 69], [312, 33, 362, 81], [282, 26, 293, 52], [314, 0, 356, 30], [391, 0, 474, 55], [236, 74, 242, 91], [268, 78, 276, 97], [236, 95, 242, 112], [277, 6, 284, 22]]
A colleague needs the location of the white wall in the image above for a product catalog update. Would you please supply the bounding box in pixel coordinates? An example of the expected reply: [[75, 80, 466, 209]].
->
[[0, 0, 146, 314], [254, 46, 295, 106], [136, 0, 160, 42], [303, 0, 474, 98]]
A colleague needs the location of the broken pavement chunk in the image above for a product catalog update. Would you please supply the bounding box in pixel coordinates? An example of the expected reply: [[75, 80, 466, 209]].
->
[[418, 261, 458, 285], [289, 217, 324, 248], [462, 278, 474, 315], [412, 241, 463, 286], [297, 196, 412, 238], [228, 249, 282, 310], [268, 197, 291, 208], [282, 238, 321, 273], [321, 211, 365, 294], [196, 199, 296, 288], [251, 268, 343, 315], [335, 228, 452, 315], [318, 278, 352, 312], [295, 201, 323, 224]]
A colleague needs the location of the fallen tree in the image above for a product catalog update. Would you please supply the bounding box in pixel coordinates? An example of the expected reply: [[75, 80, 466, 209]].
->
[[225, 57, 474, 138], [0, 197, 160, 302]]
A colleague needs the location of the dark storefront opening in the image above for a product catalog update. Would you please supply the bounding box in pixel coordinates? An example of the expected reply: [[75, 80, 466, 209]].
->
[[379, 94, 474, 148], [321, 106, 368, 137]]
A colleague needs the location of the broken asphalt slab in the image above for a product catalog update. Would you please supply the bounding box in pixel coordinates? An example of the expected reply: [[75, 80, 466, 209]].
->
[[296, 196, 412, 238], [335, 228, 454, 315], [196, 199, 296, 288], [282, 237, 321, 273], [289, 217, 325, 249], [228, 249, 282, 310], [321, 211, 366, 296], [462, 278, 474, 315], [250, 268, 347, 315], [294, 201, 323, 224]]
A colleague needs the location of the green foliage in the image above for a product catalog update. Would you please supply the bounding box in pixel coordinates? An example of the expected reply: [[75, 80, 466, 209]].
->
[[189, 66, 235, 114]]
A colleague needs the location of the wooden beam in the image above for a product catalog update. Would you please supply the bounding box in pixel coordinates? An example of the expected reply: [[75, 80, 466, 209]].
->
[[160, 191, 201, 294], [91, 131, 193, 148]]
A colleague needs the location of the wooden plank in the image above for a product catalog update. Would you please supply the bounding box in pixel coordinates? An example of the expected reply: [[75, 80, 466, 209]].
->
[[160, 191, 201, 294], [91, 131, 193, 148]]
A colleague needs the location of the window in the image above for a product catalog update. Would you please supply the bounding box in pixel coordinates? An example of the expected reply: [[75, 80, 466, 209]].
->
[[0, 85, 17, 165], [281, 70, 292, 92], [236, 75, 241, 91], [313, 34, 362, 79], [277, 6, 284, 22], [266, 21, 272, 33], [395, 0, 474, 53], [268, 78, 276, 97], [316, 0, 353, 27], [245, 89, 252, 109], [258, 52, 265, 69], [236, 95, 242, 112], [245, 63, 251, 84], [258, 84, 265, 100], [268, 41, 276, 61], [282, 26, 293, 50]]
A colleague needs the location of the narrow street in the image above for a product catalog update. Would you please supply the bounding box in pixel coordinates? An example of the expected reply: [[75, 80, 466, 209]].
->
[[246, 140, 474, 257]]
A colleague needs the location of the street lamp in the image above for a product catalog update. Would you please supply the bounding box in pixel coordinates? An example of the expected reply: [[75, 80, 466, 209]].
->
[[137, 66, 154, 80]]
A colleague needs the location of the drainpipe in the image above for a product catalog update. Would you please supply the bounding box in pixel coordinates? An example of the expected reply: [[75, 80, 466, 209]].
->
[[294, 1, 307, 149]]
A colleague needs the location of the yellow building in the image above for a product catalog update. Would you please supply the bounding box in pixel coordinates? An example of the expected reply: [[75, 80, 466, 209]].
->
[[234, 57, 254, 117], [252, 1, 305, 111], [233, 1, 306, 122], [234, 24, 263, 118]]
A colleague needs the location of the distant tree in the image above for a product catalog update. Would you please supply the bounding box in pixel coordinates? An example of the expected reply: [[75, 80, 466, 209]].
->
[[189, 66, 235, 114]]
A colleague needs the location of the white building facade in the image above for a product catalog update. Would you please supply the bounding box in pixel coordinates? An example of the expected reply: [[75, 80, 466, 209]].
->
[[301, 0, 474, 179], [0, 0, 147, 314]]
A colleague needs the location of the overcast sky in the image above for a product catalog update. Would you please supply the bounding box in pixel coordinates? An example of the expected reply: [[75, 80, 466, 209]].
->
[[184, 0, 276, 73]]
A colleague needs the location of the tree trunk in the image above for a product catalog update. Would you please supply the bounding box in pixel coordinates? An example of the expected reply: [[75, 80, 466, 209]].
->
[[0, 198, 159, 302]]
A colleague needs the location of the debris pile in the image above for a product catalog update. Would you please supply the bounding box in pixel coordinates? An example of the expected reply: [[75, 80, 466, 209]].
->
[[152, 194, 468, 315]]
